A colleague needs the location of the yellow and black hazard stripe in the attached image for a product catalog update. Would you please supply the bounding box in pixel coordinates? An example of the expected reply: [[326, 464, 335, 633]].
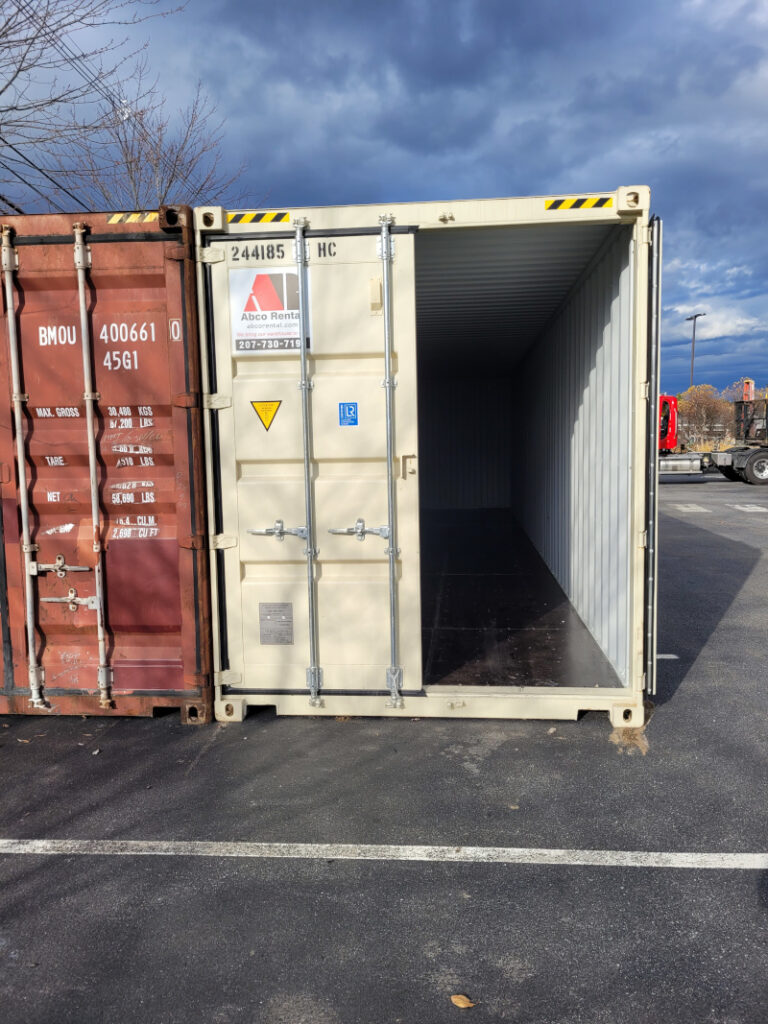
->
[[107, 212, 159, 224], [227, 211, 290, 224], [545, 196, 613, 211]]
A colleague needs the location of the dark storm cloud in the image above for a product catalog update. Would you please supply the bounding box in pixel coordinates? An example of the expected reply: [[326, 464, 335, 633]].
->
[[150, 0, 768, 392]]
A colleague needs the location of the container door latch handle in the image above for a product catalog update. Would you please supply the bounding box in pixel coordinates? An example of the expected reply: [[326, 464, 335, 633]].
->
[[32, 553, 92, 578], [40, 588, 98, 612], [329, 518, 390, 542], [248, 519, 308, 542]]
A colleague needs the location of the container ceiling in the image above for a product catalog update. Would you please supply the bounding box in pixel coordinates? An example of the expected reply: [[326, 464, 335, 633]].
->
[[415, 221, 618, 375]]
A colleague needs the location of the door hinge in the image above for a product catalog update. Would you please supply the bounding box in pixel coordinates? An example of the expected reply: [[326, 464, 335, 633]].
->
[[179, 535, 205, 550], [197, 246, 225, 264], [640, 381, 650, 400], [639, 531, 648, 549], [165, 244, 191, 262], [173, 392, 199, 408], [214, 670, 241, 686], [211, 534, 237, 550], [203, 394, 232, 410]]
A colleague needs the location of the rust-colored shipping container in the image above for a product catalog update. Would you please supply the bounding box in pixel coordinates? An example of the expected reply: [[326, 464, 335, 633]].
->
[[0, 207, 211, 720]]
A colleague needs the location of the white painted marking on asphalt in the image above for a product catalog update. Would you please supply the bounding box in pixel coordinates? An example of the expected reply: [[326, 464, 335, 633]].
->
[[657, 654, 679, 660], [671, 504, 710, 513], [726, 504, 767, 513], [0, 839, 765, 870]]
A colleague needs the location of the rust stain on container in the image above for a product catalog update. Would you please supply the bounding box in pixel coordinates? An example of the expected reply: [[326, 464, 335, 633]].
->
[[0, 207, 211, 721]]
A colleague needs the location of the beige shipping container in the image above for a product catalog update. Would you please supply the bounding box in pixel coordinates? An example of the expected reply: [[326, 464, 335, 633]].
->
[[195, 188, 661, 727]]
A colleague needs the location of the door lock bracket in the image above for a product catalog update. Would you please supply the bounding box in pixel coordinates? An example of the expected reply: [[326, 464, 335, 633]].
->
[[307, 666, 323, 706], [385, 666, 404, 708]]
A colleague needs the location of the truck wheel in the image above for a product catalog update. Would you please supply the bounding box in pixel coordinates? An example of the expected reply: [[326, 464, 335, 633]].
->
[[743, 451, 768, 485], [718, 466, 741, 482]]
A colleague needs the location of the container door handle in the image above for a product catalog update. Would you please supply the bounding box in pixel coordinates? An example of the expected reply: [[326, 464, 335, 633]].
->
[[328, 518, 390, 542], [40, 588, 98, 612], [32, 553, 92, 578], [248, 519, 312, 549]]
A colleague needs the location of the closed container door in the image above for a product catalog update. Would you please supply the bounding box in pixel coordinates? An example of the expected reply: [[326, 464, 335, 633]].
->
[[0, 211, 211, 718], [206, 227, 421, 706]]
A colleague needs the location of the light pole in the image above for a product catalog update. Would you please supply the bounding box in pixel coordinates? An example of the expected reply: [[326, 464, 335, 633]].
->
[[686, 312, 706, 388]]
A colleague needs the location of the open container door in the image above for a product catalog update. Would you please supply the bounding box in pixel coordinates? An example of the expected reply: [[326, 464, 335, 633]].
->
[[644, 216, 662, 697], [198, 213, 422, 720]]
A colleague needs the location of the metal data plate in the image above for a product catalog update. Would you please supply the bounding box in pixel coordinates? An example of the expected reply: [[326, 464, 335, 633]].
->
[[259, 602, 294, 645]]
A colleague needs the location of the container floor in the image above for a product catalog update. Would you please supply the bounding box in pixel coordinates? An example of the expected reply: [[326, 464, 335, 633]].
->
[[420, 509, 622, 688]]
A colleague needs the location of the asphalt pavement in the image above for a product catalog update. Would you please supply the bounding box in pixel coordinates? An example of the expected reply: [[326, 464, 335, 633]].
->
[[1, 473, 767, 1023]]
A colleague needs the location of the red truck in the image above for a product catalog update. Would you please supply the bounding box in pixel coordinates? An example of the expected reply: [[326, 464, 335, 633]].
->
[[658, 395, 678, 453], [658, 391, 768, 483]]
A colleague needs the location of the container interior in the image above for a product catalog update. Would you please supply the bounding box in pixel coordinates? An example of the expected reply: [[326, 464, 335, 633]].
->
[[415, 221, 635, 689]]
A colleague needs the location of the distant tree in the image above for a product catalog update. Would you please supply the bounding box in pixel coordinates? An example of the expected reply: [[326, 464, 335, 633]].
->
[[721, 377, 768, 402], [51, 67, 244, 208], [0, 1, 176, 210], [676, 385, 733, 448]]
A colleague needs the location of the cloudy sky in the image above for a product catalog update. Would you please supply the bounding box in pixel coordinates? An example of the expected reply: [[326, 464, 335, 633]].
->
[[104, 0, 768, 393]]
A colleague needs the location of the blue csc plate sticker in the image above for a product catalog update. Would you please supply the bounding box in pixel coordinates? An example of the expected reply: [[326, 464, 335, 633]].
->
[[339, 402, 358, 426]]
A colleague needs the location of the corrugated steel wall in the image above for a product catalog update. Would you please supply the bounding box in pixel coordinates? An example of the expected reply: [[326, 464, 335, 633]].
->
[[418, 377, 514, 509], [513, 228, 634, 684]]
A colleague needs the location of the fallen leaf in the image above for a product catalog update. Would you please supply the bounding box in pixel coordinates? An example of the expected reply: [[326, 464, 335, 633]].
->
[[335, 716, 350, 722], [16, 738, 30, 744], [508, 804, 519, 810], [547, 727, 556, 734], [451, 995, 475, 1008], [91, 748, 100, 756], [3, 723, 10, 728]]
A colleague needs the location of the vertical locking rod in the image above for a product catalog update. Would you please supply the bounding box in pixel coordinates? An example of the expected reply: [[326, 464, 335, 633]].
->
[[380, 216, 403, 707], [294, 219, 322, 704], [2, 227, 46, 707], [73, 224, 112, 708]]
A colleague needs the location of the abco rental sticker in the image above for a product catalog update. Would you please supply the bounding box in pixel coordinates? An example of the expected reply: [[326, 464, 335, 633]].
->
[[229, 268, 303, 353]]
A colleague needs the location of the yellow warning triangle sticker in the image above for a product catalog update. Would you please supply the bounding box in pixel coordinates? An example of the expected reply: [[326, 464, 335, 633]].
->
[[252, 400, 282, 431]]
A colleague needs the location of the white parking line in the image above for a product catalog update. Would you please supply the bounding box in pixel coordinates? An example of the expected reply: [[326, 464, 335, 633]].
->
[[725, 504, 768, 513], [0, 838, 765, 870], [670, 504, 710, 513], [657, 654, 679, 660]]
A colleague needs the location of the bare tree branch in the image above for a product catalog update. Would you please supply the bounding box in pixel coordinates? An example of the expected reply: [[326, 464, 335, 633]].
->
[[52, 66, 245, 209], [0, 0, 182, 206]]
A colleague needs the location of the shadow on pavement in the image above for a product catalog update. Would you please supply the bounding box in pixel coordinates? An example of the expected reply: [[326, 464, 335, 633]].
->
[[655, 510, 762, 706]]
